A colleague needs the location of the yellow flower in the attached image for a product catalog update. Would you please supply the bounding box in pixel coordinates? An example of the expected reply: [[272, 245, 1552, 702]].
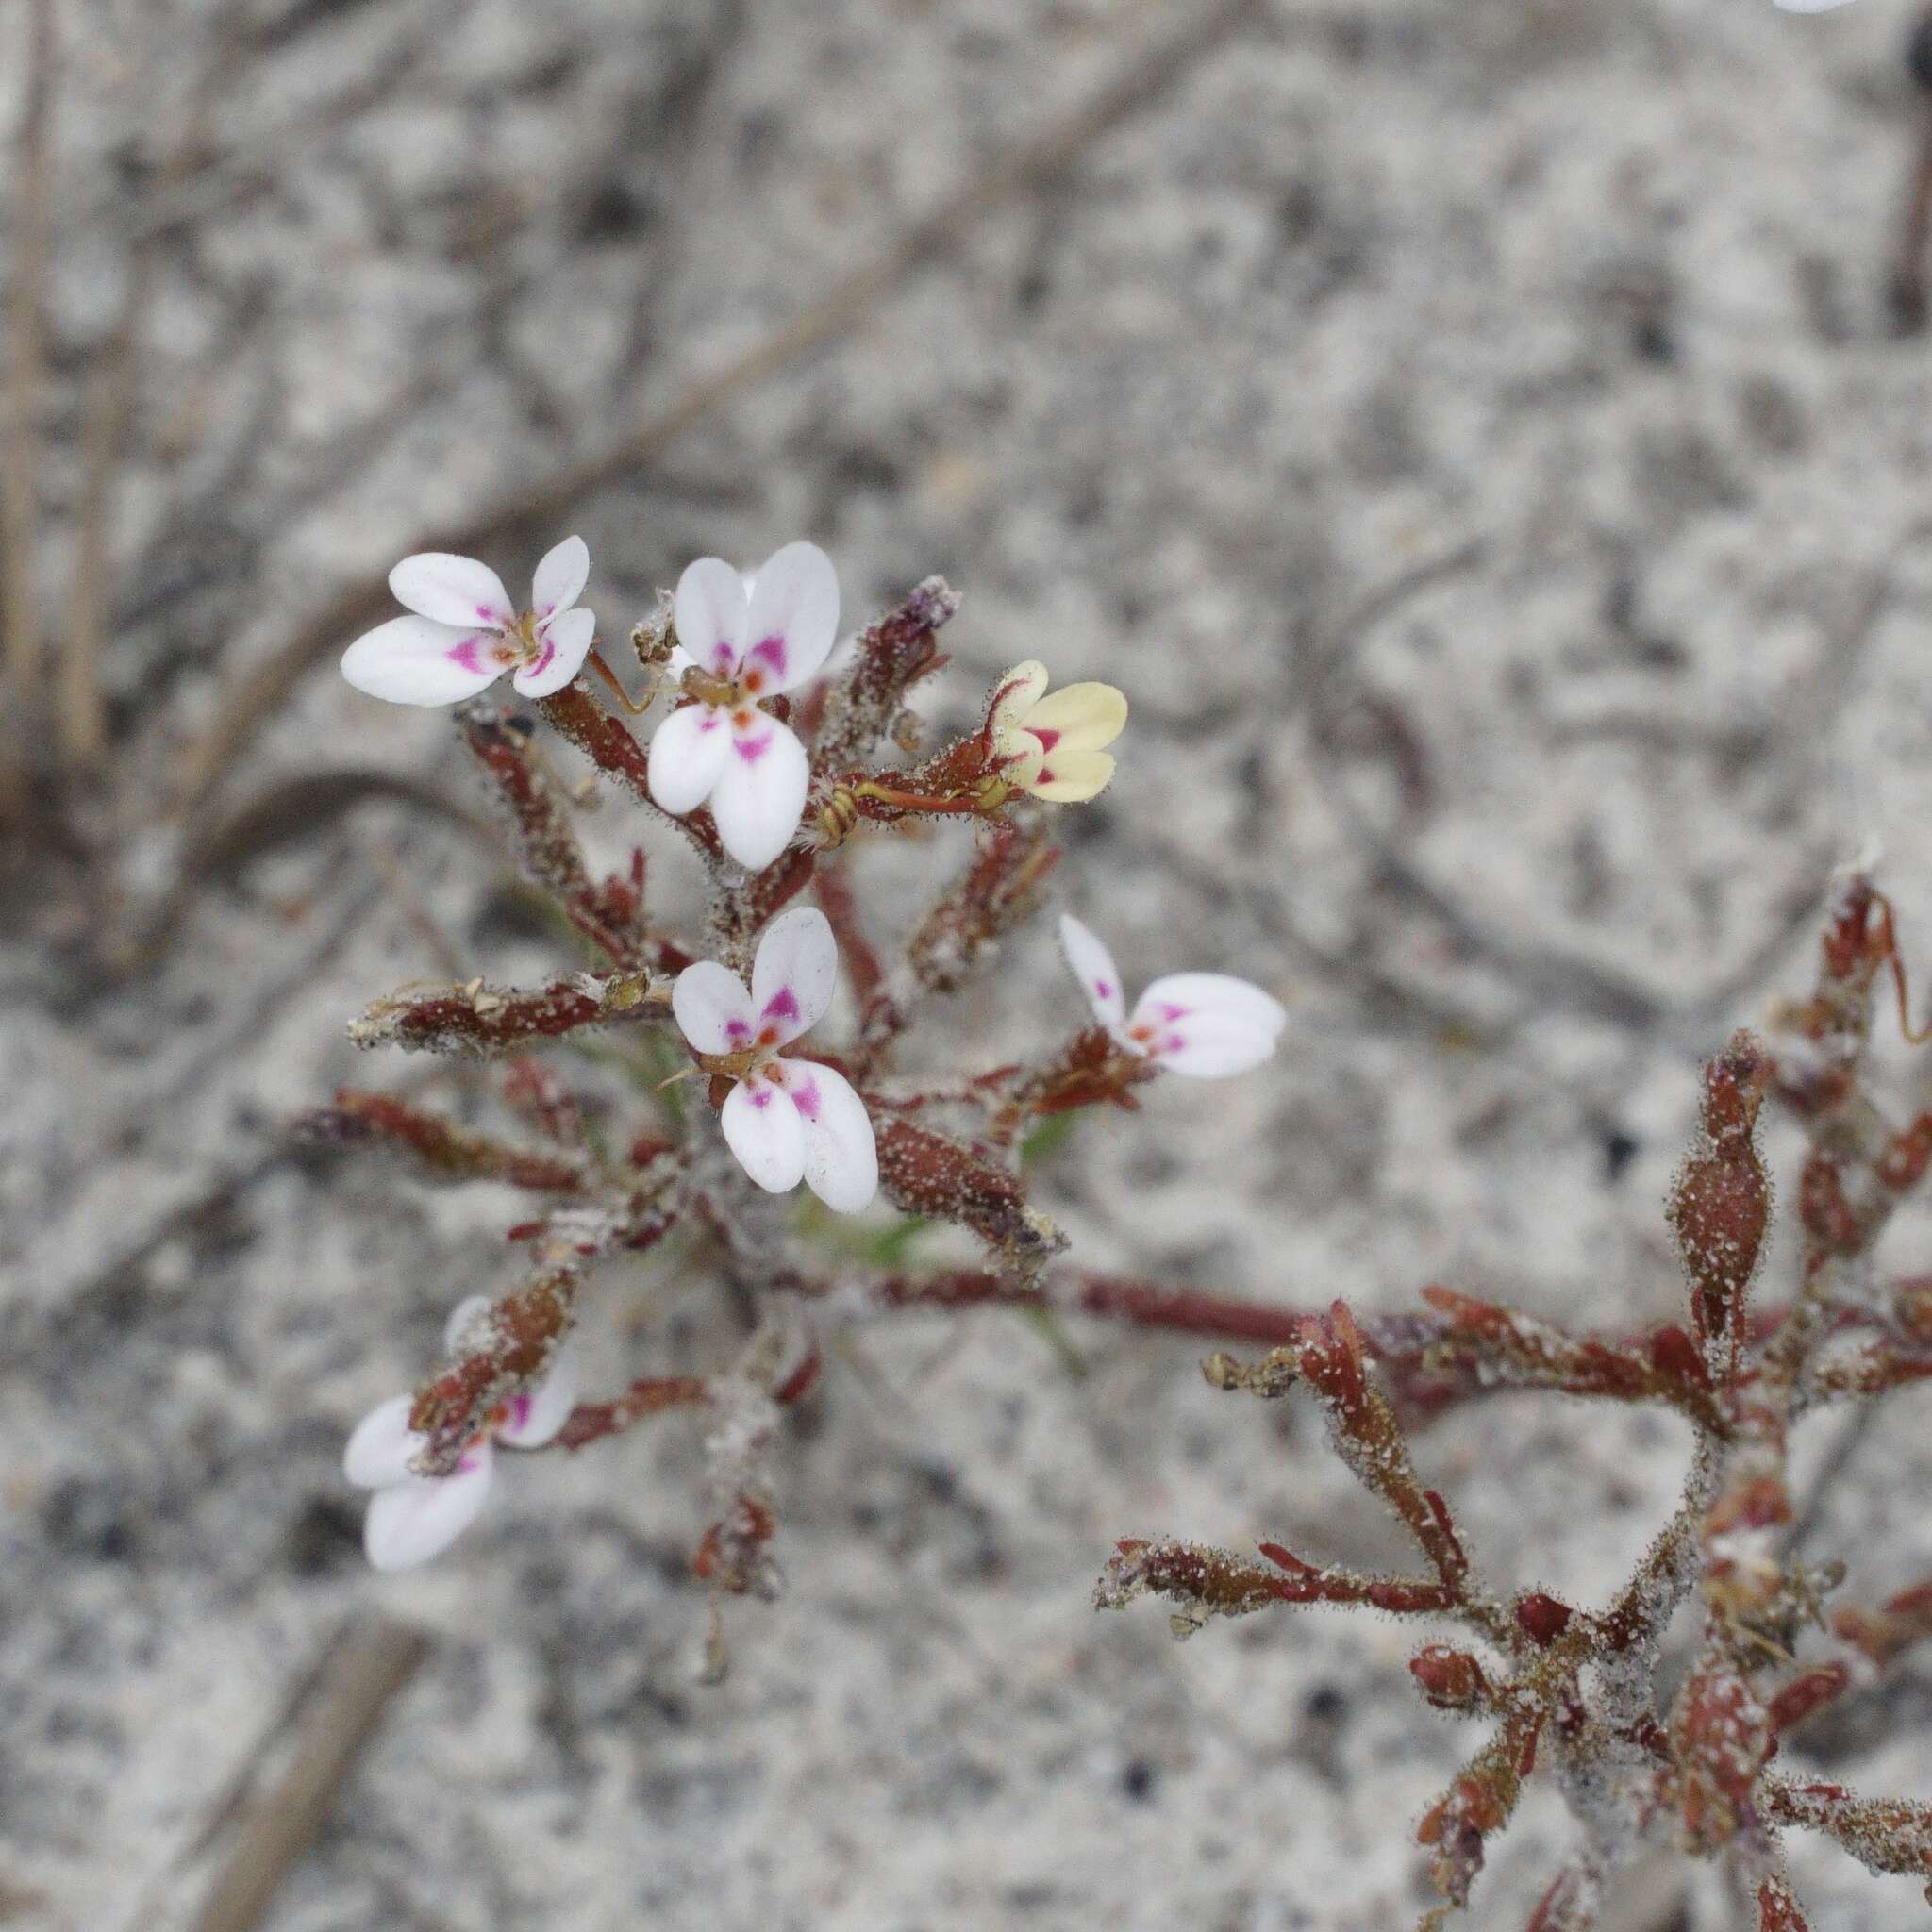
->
[[987, 660, 1127, 803]]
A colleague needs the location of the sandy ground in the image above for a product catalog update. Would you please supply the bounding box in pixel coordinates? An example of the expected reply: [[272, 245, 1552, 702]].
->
[[9, 0, 1932, 1925]]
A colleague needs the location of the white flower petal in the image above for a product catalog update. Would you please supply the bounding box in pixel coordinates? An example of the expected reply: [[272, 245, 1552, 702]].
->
[[673, 959, 758, 1054], [389, 552, 514, 630], [362, 1449, 494, 1571], [1147, 1016, 1282, 1080], [1129, 972, 1287, 1080], [742, 541, 840, 694], [675, 555, 751, 676], [721, 1074, 807, 1193], [1134, 973, 1288, 1041], [443, 1294, 493, 1354], [343, 1394, 425, 1490], [751, 905, 838, 1043], [530, 534, 589, 620], [495, 1340, 581, 1449], [341, 614, 504, 707], [709, 715, 808, 871], [648, 702, 733, 814], [776, 1058, 877, 1213], [515, 606, 595, 698], [1058, 914, 1128, 1030]]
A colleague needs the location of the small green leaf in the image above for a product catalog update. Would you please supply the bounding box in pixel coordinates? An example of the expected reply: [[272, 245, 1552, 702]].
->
[[1020, 1109, 1080, 1166]]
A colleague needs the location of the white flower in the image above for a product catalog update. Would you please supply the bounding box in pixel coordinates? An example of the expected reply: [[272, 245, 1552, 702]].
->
[[1058, 914, 1286, 1078], [647, 541, 839, 870], [341, 536, 596, 706], [672, 906, 878, 1212], [341, 1297, 581, 1571], [988, 661, 1127, 803]]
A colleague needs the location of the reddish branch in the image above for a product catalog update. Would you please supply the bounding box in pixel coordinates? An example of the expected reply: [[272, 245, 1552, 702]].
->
[[1092, 874, 1932, 1928], [556, 1373, 709, 1452], [303, 1089, 588, 1192]]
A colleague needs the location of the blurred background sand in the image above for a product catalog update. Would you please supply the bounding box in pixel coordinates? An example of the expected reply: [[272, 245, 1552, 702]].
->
[[9, 0, 1932, 1925]]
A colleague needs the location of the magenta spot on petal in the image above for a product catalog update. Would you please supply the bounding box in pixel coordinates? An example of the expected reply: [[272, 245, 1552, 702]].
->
[[526, 638, 556, 678], [1032, 725, 1061, 752], [750, 1087, 773, 1109], [508, 1393, 533, 1430], [712, 641, 736, 672], [761, 986, 800, 1025], [697, 710, 721, 732], [457, 1449, 485, 1474], [477, 603, 503, 623], [725, 1017, 752, 1041], [1094, 979, 1114, 1000], [1157, 1002, 1189, 1023], [447, 638, 486, 674], [734, 731, 774, 764], [747, 634, 787, 678], [790, 1075, 821, 1121]]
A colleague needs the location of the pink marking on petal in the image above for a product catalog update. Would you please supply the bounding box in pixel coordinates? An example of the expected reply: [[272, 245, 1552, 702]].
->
[[457, 1448, 486, 1474], [1093, 979, 1114, 1000], [1157, 1002, 1189, 1022], [747, 634, 787, 679], [478, 603, 504, 624], [789, 1074, 821, 1122], [734, 731, 774, 764], [507, 1393, 534, 1431], [711, 642, 736, 672], [761, 986, 800, 1026], [697, 711, 721, 732], [1031, 726, 1061, 752], [526, 638, 556, 677], [447, 638, 487, 674], [725, 1017, 752, 1041], [749, 1087, 774, 1109]]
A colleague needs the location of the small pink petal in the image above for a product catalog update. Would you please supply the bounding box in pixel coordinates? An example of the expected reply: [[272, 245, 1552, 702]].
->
[[648, 701, 733, 815], [672, 959, 758, 1055], [721, 1075, 807, 1192], [750, 907, 839, 1041], [742, 541, 840, 694], [1057, 914, 1129, 1030], [776, 1059, 876, 1213], [709, 717, 808, 871], [530, 534, 589, 620], [674, 555, 751, 676], [362, 1451, 495, 1570], [389, 552, 514, 630]]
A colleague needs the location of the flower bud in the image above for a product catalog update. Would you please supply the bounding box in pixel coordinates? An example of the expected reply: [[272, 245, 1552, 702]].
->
[[1409, 1644, 1491, 1712]]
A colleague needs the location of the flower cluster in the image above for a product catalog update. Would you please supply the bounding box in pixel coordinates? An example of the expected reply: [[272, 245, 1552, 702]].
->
[[333, 534, 1284, 1570], [330, 533, 1932, 1929]]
